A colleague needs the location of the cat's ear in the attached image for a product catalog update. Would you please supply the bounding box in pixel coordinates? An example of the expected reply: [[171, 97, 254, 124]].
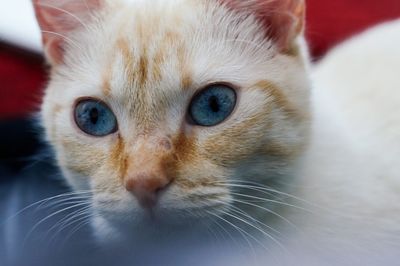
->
[[32, 0, 102, 65], [221, 0, 305, 54]]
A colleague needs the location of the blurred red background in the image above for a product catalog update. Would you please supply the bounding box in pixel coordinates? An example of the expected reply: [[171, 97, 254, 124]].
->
[[0, 0, 399, 119]]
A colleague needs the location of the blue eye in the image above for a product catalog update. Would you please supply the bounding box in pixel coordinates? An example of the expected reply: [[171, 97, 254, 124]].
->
[[74, 99, 118, 136], [189, 84, 236, 127]]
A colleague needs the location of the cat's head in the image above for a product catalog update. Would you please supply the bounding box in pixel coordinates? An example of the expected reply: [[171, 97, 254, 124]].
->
[[34, 0, 310, 239]]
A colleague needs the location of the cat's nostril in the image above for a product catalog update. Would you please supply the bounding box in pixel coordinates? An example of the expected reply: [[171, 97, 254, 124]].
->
[[125, 175, 171, 208]]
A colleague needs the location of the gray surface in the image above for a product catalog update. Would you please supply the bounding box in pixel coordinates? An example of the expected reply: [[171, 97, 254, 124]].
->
[[0, 163, 93, 266], [2, 162, 400, 266]]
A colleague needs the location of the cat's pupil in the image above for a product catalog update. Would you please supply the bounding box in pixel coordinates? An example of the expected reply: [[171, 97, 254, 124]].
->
[[89, 108, 99, 124], [209, 96, 220, 113]]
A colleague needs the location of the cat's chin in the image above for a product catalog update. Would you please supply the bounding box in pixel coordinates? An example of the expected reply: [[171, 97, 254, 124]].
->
[[91, 214, 215, 250], [91, 209, 214, 246]]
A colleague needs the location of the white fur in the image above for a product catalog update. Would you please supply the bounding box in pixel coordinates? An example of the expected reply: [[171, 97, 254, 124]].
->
[[291, 19, 400, 251]]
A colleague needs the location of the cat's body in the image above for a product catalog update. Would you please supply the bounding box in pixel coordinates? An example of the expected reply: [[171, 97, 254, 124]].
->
[[291, 19, 400, 250], [31, 0, 400, 263]]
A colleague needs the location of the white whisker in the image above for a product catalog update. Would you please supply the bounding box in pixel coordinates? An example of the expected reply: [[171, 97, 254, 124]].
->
[[207, 210, 268, 253], [224, 210, 287, 252], [213, 181, 288, 200], [62, 212, 95, 242], [208, 216, 235, 245], [23, 202, 90, 246], [216, 180, 323, 209], [2, 190, 95, 225], [230, 198, 298, 231], [57, 212, 98, 250], [202, 220, 222, 245], [230, 192, 313, 213], [42, 196, 92, 210], [46, 205, 91, 240], [227, 204, 282, 236], [37, 190, 96, 209]]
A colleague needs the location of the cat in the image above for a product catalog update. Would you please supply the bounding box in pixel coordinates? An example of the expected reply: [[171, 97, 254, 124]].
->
[[34, 0, 310, 241], [32, 0, 400, 263]]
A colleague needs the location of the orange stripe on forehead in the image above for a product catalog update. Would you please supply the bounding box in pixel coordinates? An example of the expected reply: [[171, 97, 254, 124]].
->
[[134, 12, 151, 88], [116, 37, 136, 86], [102, 37, 132, 97], [102, 71, 112, 97], [152, 30, 181, 83], [152, 48, 165, 82], [115, 33, 168, 88], [177, 43, 193, 89], [137, 51, 149, 88], [116, 37, 150, 123]]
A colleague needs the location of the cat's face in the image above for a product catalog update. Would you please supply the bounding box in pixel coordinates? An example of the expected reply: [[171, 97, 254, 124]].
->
[[35, 0, 309, 239]]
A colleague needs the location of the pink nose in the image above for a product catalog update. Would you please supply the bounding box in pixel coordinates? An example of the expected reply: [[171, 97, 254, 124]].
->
[[125, 174, 171, 208]]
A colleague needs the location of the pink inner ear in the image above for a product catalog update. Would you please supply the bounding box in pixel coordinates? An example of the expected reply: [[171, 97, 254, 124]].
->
[[32, 0, 102, 65], [219, 0, 305, 52]]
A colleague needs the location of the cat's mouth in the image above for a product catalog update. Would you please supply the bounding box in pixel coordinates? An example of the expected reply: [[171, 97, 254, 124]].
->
[[93, 185, 231, 230]]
